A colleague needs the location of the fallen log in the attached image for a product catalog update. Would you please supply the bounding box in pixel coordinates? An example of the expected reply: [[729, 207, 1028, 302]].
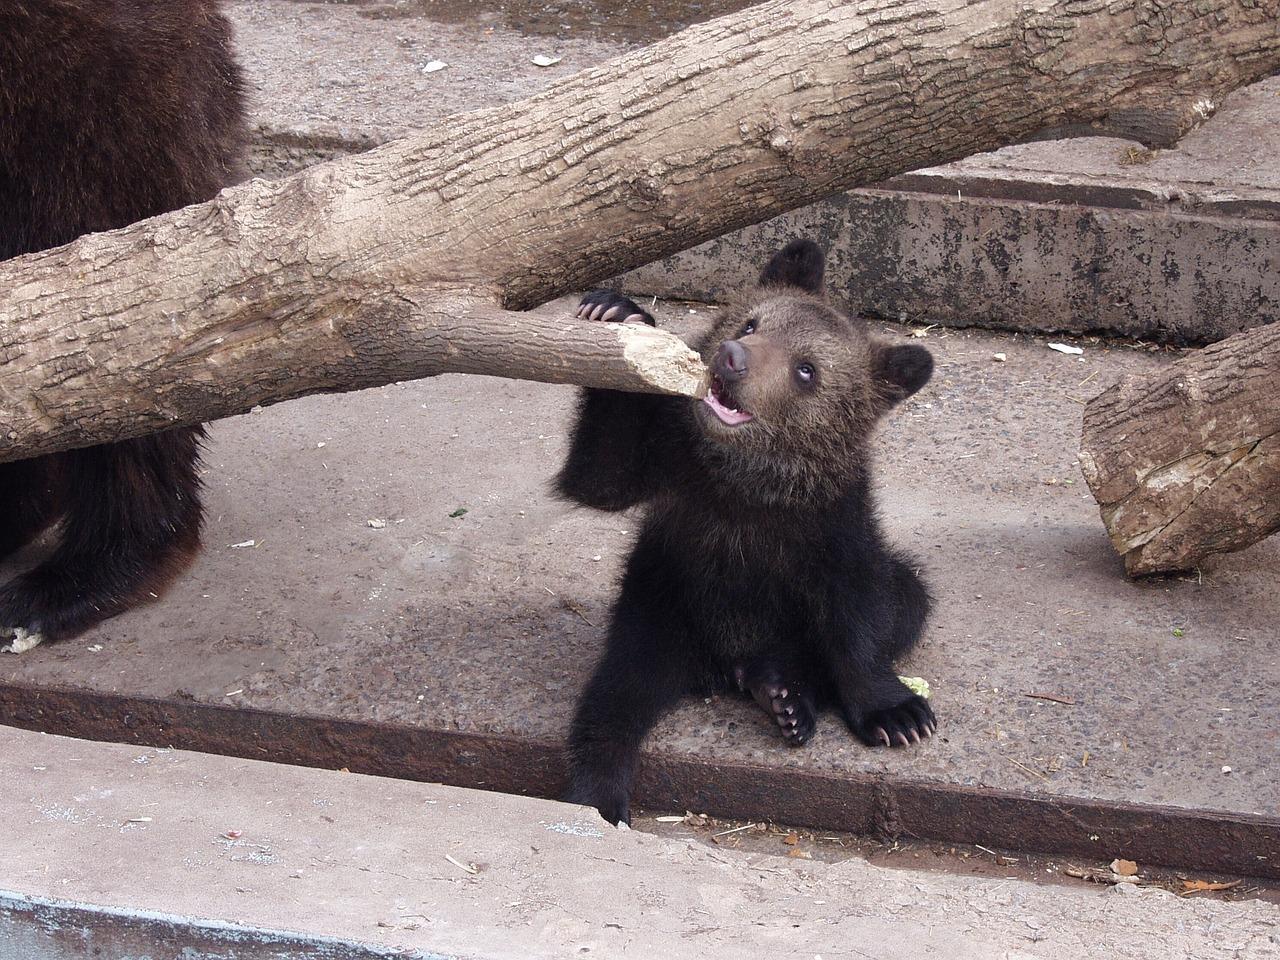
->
[[2, 0, 1278, 463], [1078, 323, 1280, 575]]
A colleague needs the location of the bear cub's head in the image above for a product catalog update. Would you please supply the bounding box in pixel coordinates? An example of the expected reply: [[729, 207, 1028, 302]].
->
[[693, 239, 932, 491]]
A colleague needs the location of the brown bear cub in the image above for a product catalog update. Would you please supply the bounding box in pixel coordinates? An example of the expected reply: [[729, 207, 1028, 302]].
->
[[0, 1, 246, 648], [556, 240, 936, 825]]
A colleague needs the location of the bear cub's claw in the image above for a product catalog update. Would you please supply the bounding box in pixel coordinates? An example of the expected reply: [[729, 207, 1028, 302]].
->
[[577, 290, 655, 326], [853, 695, 936, 748]]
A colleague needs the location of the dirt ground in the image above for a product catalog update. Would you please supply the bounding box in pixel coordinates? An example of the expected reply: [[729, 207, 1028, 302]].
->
[[634, 810, 1280, 907]]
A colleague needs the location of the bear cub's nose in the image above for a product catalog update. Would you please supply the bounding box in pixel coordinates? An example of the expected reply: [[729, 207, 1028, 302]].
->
[[712, 340, 749, 381]]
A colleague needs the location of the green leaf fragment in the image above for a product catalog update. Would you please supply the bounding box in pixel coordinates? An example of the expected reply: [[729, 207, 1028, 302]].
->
[[899, 675, 931, 699]]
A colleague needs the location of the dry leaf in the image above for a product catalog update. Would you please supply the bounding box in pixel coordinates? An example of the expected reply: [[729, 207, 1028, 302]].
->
[[1110, 858, 1138, 877], [786, 848, 812, 859], [783, 833, 800, 846], [1181, 879, 1242, 894]]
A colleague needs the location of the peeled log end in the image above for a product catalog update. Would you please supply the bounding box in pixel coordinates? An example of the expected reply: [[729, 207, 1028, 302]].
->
[[1080, 323, 1280, 578], [618, 323, 708, 399], [414, 300, 710, 399], [1079, 322, 1280, 577]]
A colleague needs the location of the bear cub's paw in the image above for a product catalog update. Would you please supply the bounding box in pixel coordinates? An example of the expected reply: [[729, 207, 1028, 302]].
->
[[0, 580, 49, 647], [760, 682, 817, 746], [576, 290, 655, 326], [735, 661, 818, 746], [852, 695, 936, 748], [565, 780, 632, 827]]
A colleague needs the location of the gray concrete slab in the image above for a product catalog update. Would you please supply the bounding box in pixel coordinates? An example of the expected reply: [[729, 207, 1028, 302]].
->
[[228, 1, 1280, 343], [616, 191, 1280, 344], [3, 728, 1278, 960], [2, 303, 1277, 874]]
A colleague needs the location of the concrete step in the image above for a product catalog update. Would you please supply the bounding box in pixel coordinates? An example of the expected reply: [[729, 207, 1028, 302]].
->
[[3, 727, 1277, 960], [3, 302, 1277, 879], [227, 0, 1280, 343]]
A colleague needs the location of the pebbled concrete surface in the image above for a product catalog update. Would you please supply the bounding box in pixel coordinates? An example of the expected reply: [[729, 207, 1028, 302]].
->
[[2, 302, 1277, 851], [3, 728, 1278, 960]]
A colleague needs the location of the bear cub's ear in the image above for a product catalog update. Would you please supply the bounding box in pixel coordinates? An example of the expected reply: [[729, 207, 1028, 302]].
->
[[758, 239, 825, 295], [873, 342, 934, 407]]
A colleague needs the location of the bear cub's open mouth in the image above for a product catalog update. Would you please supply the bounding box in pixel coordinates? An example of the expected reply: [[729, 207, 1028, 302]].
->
[[703, 376, 754, 426]]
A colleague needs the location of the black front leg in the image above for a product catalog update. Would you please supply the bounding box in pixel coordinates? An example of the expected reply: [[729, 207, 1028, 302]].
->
[[820, 572, 936, 749], [0, 430, 204, 645], [565, 563, 690, 825], [555, 291, 682, 512]]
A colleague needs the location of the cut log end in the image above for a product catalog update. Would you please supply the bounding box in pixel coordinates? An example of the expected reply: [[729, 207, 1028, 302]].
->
[[617, 323, 708, 399], [1080, 324, 1280, 577]]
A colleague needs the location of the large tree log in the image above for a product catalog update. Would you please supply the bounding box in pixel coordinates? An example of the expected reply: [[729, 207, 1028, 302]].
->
[[1079, 323, 1280, 575], [2, 0, 1278, 464]]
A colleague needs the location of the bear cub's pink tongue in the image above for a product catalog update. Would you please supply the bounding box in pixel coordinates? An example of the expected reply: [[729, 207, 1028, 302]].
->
[[704, 377, 754, 426]]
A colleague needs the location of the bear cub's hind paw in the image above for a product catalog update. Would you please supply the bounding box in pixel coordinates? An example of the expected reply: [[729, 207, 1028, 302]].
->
[[735, 661, 818, 746]]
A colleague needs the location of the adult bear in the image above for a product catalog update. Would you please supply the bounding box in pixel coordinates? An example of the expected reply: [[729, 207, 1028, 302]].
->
[[0, 0, 246, 648], [557, 240, 936, 825]]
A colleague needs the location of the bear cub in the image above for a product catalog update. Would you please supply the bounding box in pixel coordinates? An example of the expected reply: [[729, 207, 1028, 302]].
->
[[556, 239, 936, 825]]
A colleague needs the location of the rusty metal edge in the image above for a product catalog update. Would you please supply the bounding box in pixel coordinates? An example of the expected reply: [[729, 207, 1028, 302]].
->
[[1, 681, 1274, 879]]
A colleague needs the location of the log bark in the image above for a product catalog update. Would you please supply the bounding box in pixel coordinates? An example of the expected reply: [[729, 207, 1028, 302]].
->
[[2, 0, 1278, 463], [1079, 323, 1280, 576]]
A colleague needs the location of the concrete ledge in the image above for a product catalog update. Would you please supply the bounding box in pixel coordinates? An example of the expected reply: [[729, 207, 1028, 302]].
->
[[3, 728, 1277, 960], [3, 313, 1278, 888], [616, 191, 1279, 344], [2, 684, 1277, 881], [1, 893, 419, 960]]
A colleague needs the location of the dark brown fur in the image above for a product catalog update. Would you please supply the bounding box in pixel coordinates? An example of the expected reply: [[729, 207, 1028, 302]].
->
[[557, 241, 936, 825], [0, 0, 246, 643]]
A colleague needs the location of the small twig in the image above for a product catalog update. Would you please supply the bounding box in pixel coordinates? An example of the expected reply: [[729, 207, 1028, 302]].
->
[[444, 854, 479, 875], [1006, 757, 1051, 782], [712, 822, 759, 838], [544, 586, 595, 626], [1023, 692, 1077, 705], [1179, 878, 1242, 896]]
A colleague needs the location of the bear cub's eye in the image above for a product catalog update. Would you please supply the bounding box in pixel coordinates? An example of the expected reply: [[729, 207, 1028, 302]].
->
[[796, 362, 816, 385], [739, 320, 757, 337]]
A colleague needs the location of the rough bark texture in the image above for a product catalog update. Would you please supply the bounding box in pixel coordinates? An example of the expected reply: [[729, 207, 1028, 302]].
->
[[2, 0, 1278, 463], [1079, 323, 1280, 575]]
